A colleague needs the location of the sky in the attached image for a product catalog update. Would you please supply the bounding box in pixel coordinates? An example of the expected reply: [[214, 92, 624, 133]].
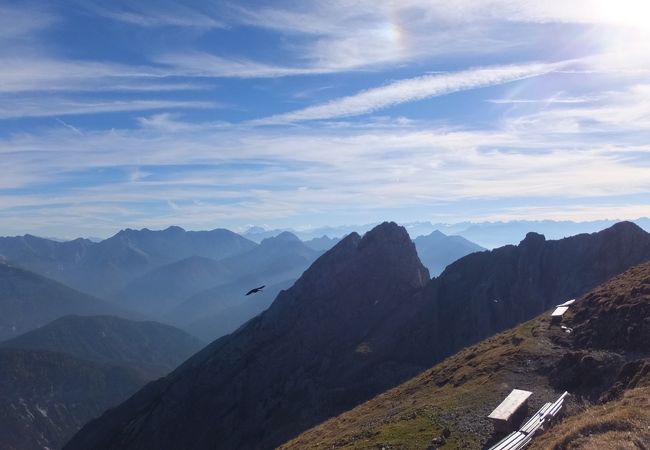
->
[[1, 0, 649, 238]]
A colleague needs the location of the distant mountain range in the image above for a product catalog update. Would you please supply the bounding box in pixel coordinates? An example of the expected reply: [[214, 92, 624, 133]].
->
[[63, 221, 650, 450], [0, 262, 133, 340], [413, 230, 485, 276], [0, 226, 256, 298], [0, 314, 204, 450], [242, 218, 650, 248], [0, 227, 322, 341]]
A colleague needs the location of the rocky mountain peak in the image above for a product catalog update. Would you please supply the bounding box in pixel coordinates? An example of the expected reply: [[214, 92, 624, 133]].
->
[[163, 225, 185, 234], [520, 231, 546, 246], [262, 231, 301, 245]]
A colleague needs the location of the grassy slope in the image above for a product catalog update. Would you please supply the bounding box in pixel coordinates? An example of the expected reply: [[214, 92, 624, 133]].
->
[[528, 385, 650, 450], [282, 263, 650, 450]]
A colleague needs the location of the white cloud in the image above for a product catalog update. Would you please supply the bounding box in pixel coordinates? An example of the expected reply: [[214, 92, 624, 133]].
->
[[81, 1, 225, 28], [0, 97, 215, 119], [256, 61, 565, 123], [153, 52, 328, 78], [0, 3, 54, 41]]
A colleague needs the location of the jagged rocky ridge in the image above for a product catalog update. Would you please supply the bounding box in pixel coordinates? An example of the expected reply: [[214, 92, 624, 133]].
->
[[65, 221, 650, 450]]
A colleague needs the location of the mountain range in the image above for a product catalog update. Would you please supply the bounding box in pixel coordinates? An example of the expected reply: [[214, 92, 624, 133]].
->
[[413, 230, 485, 276], [64, 221, 650, 450], [0, 262, 131, 340], [0, 226, 256, 299], [242, 217, 650, 248]]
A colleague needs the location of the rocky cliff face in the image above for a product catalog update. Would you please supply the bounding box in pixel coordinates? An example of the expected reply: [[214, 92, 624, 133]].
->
[[65, 222, 650, 450]]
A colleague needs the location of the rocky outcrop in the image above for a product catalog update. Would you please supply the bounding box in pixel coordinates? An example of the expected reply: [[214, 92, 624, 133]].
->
[[571, 261, 650, 352]]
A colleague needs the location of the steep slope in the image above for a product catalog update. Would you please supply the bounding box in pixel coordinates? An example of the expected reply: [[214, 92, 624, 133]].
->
[[0, 348, 144, 450], [0, 263, 132, 341], [413, 230, 485, 276], [1, 315, 204, 378], [283, 261, 650, 449], [64, 222, 430, 450], [115, 256, 234, 315], [64, 222, 650, 450]]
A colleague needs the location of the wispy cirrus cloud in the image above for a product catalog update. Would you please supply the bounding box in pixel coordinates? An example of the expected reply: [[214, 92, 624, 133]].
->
[[0, 97, 215, 119], [0, 2, 55, 41], [255, 61, 566, 123], [78, 0, 225, 28]]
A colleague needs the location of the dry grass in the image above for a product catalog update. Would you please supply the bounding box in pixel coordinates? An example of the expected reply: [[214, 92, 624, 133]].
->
[[528, 386, 650, 450]]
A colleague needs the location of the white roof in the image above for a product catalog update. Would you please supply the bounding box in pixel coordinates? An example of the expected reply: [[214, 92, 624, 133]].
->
[[556, 299, 575, 307], [551, 306, 569, 317], [488, 389, 533, 421]]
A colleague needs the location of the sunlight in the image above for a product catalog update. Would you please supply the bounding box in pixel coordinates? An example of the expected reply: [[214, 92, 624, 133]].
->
[[592, 0, 650, 30]]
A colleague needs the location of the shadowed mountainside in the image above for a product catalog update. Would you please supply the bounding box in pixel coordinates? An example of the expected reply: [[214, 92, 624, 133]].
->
[[0, 348, 145, 450], [2, 315, 204, 379]]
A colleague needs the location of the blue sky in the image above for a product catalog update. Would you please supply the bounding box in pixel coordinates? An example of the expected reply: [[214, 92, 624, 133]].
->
[[1, 0, 649, 238]]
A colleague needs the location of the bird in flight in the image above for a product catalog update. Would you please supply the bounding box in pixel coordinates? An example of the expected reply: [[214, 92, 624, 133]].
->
[[245, 285, 266, 296]]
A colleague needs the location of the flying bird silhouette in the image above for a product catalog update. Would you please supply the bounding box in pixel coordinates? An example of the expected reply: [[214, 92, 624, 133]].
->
[[245, 285, 266, 296]]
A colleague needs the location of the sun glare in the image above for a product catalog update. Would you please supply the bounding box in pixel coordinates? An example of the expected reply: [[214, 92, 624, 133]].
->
[[592, 0, 650, 31]]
